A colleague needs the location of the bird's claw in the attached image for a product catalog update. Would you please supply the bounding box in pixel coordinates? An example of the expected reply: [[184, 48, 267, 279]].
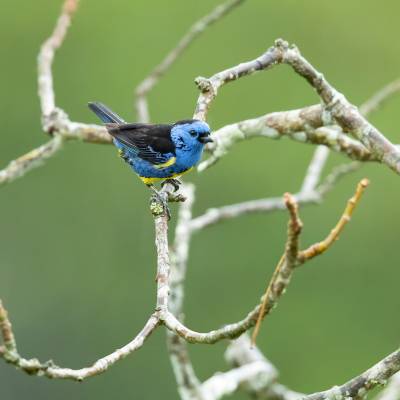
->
[[162, 178, 182, 192]]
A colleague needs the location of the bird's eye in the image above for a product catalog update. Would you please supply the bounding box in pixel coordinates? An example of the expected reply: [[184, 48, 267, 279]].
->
[[189, 129, 197, 137]]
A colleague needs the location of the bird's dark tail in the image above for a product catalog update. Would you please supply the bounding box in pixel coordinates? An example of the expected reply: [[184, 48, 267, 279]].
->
[[88, 102, 126, 124]]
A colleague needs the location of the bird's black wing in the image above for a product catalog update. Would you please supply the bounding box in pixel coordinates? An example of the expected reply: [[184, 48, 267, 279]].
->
[[107, 123, 176, 165]]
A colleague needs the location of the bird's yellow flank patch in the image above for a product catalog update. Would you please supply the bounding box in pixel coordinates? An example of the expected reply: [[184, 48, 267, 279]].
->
[[139, 167, 193, 185], [154, 157, 176, 169]]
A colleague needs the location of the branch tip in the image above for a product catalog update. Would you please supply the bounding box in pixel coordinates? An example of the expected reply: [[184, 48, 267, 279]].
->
[[299, 178, 369, 262], [63, 0, 79, 15]]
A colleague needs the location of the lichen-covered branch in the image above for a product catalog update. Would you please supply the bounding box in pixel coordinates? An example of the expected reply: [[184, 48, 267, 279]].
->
[[225, 335, 302, 400], [226, 337, 400, 400], [200, 361, 277, 399], [0, 186, 184, 381], [375, 372, 400, 400], [276, 40, 400, 174], [193, 45, 282, 121], [198, 106, 374, 172], [298, 178, 369, 262], [167, 185, 204, 400], [252, 179, 368, 344], [162, 180, 367, 347], [304, 348, 400, 400], [300, 146, 330, 194], [359, 78, 400, 116], [0, 136, 64, 185], [190, 160, 358, 232], [2, 1, 400, 398], [0, 296, 160, 380], [38, 0, 78, 119], [0, 0, 110, 187], [0, 300, 17, 356], [195, 39, 400, 175], [135, 0, 246, 123], [251, 193, 303, 345]]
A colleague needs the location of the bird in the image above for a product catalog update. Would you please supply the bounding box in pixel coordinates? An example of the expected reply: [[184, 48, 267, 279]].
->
[[88, 102, 212, 213]]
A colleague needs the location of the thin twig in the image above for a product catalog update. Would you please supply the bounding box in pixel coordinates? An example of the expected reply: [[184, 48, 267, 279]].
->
[[167, 185, 204, 400], [189, 163, 357, 232], [304, 348, 400, 400], [225, 335, 302, 400], [0, 136, 64, 186], [162, 180, 368, 345], [300, 146, 330, 194], [251, 193, 303, 346], [0, 300, 17, 355], [135, 0, 246, 123], [195, 39, 400, 175], [360, 78, 400, 116], [38, 0, 79, 122], [298, 178, 369, 262], [0, 297, 160, 380]]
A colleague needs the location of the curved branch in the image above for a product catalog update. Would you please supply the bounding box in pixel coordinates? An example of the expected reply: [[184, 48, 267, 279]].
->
[[135, 0, 246, 123], [198, 106, 374, 172], [195, 39, 400, 175], [189, 161, 359, 231], [38, 0, 78, 120], [0, 299, 160, 380], [0, 136, 64, 186], [162, 180, 368, 345], [304, 349, 400, 400]]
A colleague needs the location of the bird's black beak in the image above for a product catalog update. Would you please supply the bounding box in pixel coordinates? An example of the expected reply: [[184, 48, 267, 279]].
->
[[199, 135, 213, 144]]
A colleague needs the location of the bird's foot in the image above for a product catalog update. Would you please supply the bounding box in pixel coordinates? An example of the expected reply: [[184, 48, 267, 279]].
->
[[148, 186, 171, 220], [161, 178, 182, 192]]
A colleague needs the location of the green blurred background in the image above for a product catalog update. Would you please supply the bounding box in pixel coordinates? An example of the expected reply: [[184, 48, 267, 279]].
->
[[1, 0, 400, 399]]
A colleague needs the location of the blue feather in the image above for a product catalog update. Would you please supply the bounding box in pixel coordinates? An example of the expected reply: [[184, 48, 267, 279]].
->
[[88, 102, 212, 184]]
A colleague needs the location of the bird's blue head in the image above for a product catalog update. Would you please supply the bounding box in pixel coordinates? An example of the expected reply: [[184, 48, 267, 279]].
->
[[170, 120, 212, 153]]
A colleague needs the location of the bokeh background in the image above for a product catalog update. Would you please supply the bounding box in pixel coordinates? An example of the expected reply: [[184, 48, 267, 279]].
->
[[1, 0, 400, 399]]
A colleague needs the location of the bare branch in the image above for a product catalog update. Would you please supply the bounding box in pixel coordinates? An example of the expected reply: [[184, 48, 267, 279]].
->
[[46, 315, 159, 380], [300, 146, 330, 193], [304, 348, 400, 400], [154, 213, 171, 312], [375, 372, 400, 400], [201, 361, 276, 399], [297, 70, 400, 214], [198, 106, 375, 172], [135, 0, 246, 123], [0, 185, 187, 381], [316, 161, 361, 197], [189, 192, 317, 232], [251, 193, 303, 345], [193, 45, 282, 121], [298, 178, 369, 262], [0, 300, 17, 355], [0, 297, 160, 380], [163, 179, 368, 346], [0, 136, 64, 186], [0, 0, 111, 187], [170, 184, 196, 316], [225, 335, 302, 400], [227, 336, 400, 400], [189, 162, 358, 232], [38, 0, 79, 120], [253, 179, 368, 344], [360, 78, 400, 116], [167, 185, 204, 400], [276, 40, 400, 175], [195, 39, 400, 175]]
